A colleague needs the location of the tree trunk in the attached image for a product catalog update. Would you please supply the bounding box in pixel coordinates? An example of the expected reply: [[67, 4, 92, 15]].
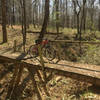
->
[[1, 0, 7, 43], [76, 14, 80, 38], [98, 13, 100, 31], [55, 0, 59, 33], [33, 8, 36, 28], [23, 0, 27, 52], [66, 0, 68, 27], [82, 0, 86, 32], [38, 0, 49, 43], [12, 0, 15, 25]]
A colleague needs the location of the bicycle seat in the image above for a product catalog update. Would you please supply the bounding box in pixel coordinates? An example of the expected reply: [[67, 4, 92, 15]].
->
[[35, 39, 41, 44]]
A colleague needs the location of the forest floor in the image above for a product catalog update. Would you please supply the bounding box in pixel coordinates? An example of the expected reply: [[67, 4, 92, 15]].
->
[[0, 25, 100, 100]]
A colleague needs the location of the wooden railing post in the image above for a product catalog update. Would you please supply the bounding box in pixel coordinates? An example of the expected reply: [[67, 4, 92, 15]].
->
[[13, 40, 17, 52], [38, 44, 47, 81]]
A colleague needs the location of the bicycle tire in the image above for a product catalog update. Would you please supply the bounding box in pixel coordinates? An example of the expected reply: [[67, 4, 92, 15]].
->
[[28, 45, 38, 58], [43, 46, 56, 61]]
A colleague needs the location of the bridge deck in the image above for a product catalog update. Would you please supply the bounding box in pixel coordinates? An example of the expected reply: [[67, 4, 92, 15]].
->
[[0, 50, 100, 86]]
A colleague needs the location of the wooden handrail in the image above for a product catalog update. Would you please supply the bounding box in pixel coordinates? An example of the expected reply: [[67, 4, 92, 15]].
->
[[50, 40, 100, 44]]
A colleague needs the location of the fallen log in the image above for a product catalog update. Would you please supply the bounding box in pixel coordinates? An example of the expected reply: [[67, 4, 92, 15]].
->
[[50, 40, 100, 44], [26, 31, 63, 35]]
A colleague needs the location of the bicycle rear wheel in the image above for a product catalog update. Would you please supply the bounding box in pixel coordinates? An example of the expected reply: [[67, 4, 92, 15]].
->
[[28, 45, 38, 58], [43, 46, 56, 61]]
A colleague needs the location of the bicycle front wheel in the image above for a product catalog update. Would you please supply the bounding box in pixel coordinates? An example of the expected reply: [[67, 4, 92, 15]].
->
[[28, 45, 38, 58]]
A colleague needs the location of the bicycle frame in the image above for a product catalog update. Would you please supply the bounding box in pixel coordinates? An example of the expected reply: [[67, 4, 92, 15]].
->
[[34, 39, 49, 52]]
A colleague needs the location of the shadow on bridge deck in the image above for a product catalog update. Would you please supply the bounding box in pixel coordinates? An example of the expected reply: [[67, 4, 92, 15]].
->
[[0, 51, 100, 86]]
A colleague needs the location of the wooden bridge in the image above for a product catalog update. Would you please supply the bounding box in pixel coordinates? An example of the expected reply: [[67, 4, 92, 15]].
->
[[0, 50, 100, 86]]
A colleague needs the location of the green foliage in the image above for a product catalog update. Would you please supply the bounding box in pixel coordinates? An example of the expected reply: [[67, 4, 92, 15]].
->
[[52, 10, 61, 23], [79, 45, 100, 65], [80, 90, 97, 99], [86, 18, 96, 31]]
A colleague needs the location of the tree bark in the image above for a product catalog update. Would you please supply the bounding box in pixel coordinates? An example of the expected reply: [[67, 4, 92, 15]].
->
[[12, 0, 15, 25], [38, 0, 50, 43], [98, 13, 100, 31], [83, 0, 86, 31], [23, 0, 27, 52], [1, 0, 7, 43], [55, 0, 59, 33]]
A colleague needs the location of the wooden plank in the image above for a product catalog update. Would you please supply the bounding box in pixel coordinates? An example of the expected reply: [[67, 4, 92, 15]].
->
[[0, 52, 100, 86], [44, 66, 100, 86], [44, 62, 100, 79]]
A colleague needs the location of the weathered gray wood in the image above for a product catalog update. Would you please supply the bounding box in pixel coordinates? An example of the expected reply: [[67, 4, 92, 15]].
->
[[0, 53, 100, 86]]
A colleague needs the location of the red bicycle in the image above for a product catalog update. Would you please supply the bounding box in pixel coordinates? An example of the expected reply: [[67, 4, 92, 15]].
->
[[28, 39, 56, 61]]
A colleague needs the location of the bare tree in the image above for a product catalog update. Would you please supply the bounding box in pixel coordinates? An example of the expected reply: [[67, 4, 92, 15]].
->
[[98, 0, 100, 31], [55, 0, 59, 33], [19, 0, 26, 52], [1, 0, 7, 43], [38, 0, 50, 43], [12, 0, 15, 25], [82, 0, 86, 31], [72, 0, 81, 39]]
